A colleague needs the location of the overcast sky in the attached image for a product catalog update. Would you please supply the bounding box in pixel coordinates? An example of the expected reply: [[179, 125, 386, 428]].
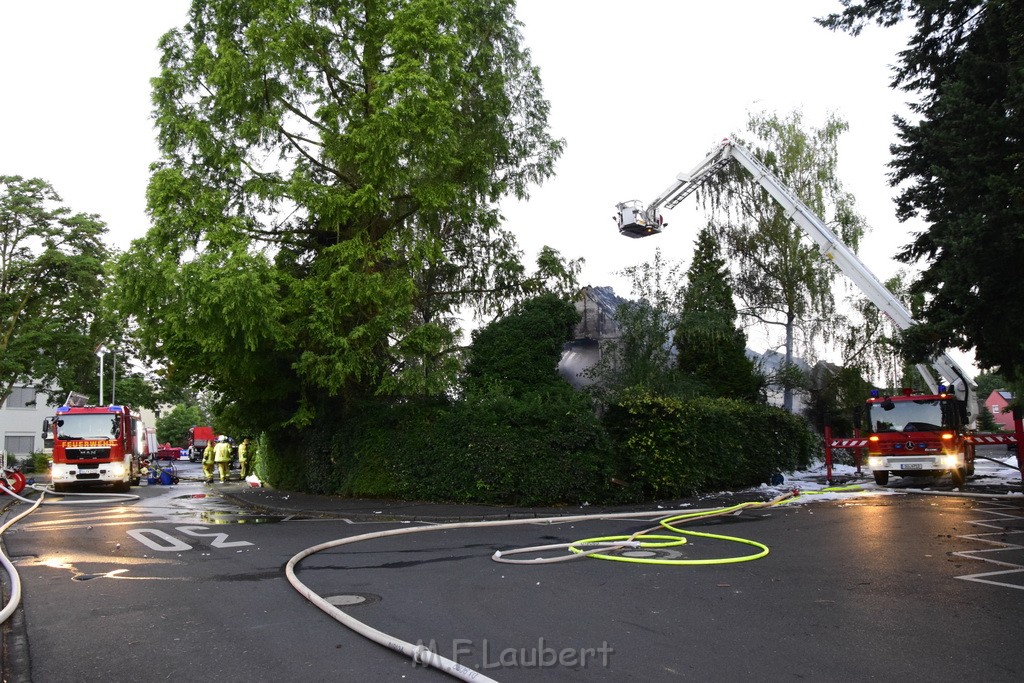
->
[[2, 1, 960, 365]]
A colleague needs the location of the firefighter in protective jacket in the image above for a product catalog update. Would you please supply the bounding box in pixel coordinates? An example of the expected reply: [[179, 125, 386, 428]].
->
[[238, 438, 251, 480], [202, 440, 216, 484], [213, 435, 232, 483]]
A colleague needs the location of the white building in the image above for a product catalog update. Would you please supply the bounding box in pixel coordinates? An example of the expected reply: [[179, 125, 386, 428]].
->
[[1, 385, 49, 458]]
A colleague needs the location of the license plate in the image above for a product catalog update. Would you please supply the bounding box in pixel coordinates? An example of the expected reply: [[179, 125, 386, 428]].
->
[[900, 463, 923, 470]]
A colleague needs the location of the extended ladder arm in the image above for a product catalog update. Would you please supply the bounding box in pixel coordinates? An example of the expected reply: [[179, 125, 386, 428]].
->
[[618, 138, 976, 416]]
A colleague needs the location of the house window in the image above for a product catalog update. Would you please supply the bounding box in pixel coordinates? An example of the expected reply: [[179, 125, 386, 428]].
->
[[4, 385, 38, 409], [4, 434, 35, 456], [992, 405, 1000, 414]]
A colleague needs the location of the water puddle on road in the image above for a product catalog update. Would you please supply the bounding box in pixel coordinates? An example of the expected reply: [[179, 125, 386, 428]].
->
[[167, 492, 289, 525]]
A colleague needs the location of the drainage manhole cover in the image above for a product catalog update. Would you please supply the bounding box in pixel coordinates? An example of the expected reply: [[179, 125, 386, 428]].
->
[[325, 593, 381, 607]]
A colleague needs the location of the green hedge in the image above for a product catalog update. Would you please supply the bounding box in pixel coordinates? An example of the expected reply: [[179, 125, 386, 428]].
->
[[603, 390, 819, 498], [338, 388, 614, 506], [257, 390, 821, 505]]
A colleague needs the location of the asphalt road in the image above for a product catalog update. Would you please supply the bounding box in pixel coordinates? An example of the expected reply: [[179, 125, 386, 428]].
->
[[2, 465, 1023, 682]]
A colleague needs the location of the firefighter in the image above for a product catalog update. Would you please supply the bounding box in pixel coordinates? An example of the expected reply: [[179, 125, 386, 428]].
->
[[202, 439, 216, 484], [238, 437, 251, 480], [213, 434, 233, 484]]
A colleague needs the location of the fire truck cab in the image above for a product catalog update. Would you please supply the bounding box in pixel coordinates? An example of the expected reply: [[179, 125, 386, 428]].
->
[[864, 388, 973, 488]]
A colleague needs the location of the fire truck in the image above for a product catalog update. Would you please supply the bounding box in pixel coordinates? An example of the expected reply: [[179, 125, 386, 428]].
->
[[617, 137, 980, 487], [863, 387, 974, 487], [187, 425, 215, 462], [43, 404, 146, 492]]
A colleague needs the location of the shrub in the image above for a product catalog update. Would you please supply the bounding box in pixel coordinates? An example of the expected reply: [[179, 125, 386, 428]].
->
[[604, 389, 818, 498], [333, 388, 614, 506]]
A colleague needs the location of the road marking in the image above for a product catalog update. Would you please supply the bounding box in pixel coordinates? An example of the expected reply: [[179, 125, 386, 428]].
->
[[953, 501, 1024, 591], [176, 525, 253, 548], [126, 525, 253, 551], [127, 528, 193, 552]]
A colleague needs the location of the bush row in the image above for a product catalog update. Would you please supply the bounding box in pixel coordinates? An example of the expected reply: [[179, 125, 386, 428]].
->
[[259, 388, 820, 505]]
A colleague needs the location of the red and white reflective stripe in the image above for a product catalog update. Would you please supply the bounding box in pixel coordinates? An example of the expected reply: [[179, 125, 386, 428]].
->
[[967, 434, 1017, 445], [829, 439, 868, 448]]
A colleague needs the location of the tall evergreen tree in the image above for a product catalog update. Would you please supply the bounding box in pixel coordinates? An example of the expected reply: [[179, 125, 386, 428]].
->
[[675, 226, 762, 401], [819, 0, 1024, 382]]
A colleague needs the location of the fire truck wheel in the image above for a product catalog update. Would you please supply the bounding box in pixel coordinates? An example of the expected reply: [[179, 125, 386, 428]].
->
[[113, 480, 130, 494], [951, 467, 966, 490], [872, 470, 889, 486]]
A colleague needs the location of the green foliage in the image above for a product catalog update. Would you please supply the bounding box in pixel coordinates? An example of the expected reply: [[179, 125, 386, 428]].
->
[[977, 406, 1000, 432], [836, 272, 919, 390], [974, 370, 1010, 402], [32, 451, 50, 474], [258, 386, 615, 505], [586, 248, 691, 402], [707, 110, 866, 411], [604, 389, 818, 498], [120, 0, 570, 431], [111, 375, 160, 412], [156, 403, 208, 446], [803, 364, 873, 436], [0, 175, 109, 405], [257, 294, 613, 504], [463, 293, 580, 397], [676, 226, 763, 401], [342, 389, 613, 505], [820, 1, 1024, 382]]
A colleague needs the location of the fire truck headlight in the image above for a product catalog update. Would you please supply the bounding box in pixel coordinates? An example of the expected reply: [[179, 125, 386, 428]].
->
[[868, 457, 883, 469], [109, 463, 126, 477], [941, 455, 959, 469]]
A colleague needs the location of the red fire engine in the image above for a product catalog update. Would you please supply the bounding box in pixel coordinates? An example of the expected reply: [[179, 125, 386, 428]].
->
[[864, 387, 973, 487], [44, 404, 146, 492]]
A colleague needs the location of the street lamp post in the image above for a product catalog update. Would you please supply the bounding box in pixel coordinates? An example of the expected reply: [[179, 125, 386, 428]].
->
[[96, 344, 109, 405]]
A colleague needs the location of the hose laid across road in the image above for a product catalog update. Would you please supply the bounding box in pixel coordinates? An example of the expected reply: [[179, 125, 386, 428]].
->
[[286, 488, 870, 682]]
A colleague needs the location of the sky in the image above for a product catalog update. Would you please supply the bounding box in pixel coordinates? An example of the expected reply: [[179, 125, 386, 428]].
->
[[0, 1, 965, 367]]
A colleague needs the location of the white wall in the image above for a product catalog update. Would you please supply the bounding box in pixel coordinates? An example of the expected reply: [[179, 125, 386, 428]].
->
[[0, 386, 51, 457]]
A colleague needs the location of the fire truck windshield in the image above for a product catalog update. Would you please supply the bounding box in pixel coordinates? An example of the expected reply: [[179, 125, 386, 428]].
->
[[867, 399, 948, 433], [55, 414, 121, 441]]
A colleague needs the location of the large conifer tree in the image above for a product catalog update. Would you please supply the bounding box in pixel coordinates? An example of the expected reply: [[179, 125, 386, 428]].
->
[[819, 0, 1024, 382], [675, 226, 762, 402]]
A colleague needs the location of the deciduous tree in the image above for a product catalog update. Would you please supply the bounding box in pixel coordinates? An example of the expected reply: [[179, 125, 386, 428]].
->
[[586, 248, 687, 401], [0, 175, 108, 405], [116, 0, 569, 449], [707, 111, 866, 411]]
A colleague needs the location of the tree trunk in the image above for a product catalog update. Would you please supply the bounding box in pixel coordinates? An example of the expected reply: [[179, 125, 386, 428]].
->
[[783, 312, 795, 413]]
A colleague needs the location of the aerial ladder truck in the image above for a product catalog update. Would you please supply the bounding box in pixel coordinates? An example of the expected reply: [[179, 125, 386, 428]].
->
[[616, 138, 997, 487]]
